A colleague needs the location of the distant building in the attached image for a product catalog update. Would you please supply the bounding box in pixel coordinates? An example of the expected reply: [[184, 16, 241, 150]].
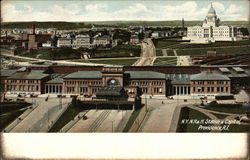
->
[[21, 25, 52, 50], [93, 35, 111, 47], [57, 37, 73, 48], [130, 35, 139, 44], [72, 34, 91, 49], [183, 3, 241, 44], [42, 41, 52, 48]]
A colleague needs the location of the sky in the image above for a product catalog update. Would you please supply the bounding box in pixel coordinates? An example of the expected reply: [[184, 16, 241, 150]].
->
[[1, 0, 249, 22]]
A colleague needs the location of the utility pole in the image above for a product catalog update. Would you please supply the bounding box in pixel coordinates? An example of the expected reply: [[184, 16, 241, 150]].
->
[[59, 95, 62, 110]]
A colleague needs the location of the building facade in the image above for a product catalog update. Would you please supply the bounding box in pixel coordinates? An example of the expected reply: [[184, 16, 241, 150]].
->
[[190, 71, 231, 96], [2, 65, 249, 98], [57, 37, 73, 48], [4, 70, 50, 95], [72, 34, 91, 49], [183, 3, 240, 44]]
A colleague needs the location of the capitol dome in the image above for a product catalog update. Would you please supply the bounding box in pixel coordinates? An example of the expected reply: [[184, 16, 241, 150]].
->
[[207, 4, 216, 17]]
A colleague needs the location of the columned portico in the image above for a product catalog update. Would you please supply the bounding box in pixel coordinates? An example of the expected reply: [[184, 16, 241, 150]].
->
[[45, 84, 63, 94], [172, 85, 191, 95]]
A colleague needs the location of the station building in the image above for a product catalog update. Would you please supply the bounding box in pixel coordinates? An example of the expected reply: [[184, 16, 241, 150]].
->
[[2, 64, 250, 99]]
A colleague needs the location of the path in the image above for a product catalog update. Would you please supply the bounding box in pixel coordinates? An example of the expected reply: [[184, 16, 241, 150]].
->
[[134, 38, 156, 66], [178, 56, 192, 66], [10, 98, 71, 132]]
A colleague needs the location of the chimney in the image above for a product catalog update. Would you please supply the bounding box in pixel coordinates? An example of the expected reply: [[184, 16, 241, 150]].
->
[[32, 24, 36, 34], [5, 31, 8, 42]]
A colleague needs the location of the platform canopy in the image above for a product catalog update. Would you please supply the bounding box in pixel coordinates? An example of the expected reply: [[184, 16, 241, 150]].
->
[[95, 87, 128, 100]]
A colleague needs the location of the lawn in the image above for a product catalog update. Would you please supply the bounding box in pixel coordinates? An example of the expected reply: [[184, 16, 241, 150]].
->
[[93, 45, 141, 58], [177, 107, 211, 132], [203, 104, 250, 114], [72, 58, 138, 66], [1, 55, 35, 62], [49, 102, 84, 132], [156, 49, 162, 56], [123, 107, 143, 132], [153, 39, 183, 49], [153, 57, 177, 66], [222, 124, 250, 133], [176, 46, 249, 56], [0, 102, 31, 131]]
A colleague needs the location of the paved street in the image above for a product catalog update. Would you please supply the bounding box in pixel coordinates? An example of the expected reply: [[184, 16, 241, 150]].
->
[[10, 97, 71, 132], [135, 38, 156, 66], [138, 98, 198, 132], [178, 56, 192, 66]]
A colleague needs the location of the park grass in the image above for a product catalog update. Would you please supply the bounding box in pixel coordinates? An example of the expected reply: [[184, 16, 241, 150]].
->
[[49, 103, 84, 132], [177, 107, 211, 132], [72, 58, 138, 66], [93, 45, 141, 58], [211, 113, 229, 119], [176, 46, 249, 56], [154, 57, 177, 66], [0, 102, 31, 131], [1, 55, 36, 62], [203, 104, 250, 114], [123, 107, 142, 132], [156, 49, 162, 56], [222, 124, 250, 133], [154, 39, 182, 49], [167, 50, 175, 56]]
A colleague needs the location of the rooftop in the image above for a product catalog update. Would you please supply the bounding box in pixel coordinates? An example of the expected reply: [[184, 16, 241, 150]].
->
[[190, 71, 230, 81], [1, 69, 17, 77], [64, 71, 102, 79], [7, 71, 49, 80], [125, 71, 166, 79], [232, 67, 245, 72], [219, 68, 230, 72]]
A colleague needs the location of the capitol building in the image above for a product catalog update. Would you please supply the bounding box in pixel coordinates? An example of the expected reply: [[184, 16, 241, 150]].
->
[[183, 3, 241, 44]]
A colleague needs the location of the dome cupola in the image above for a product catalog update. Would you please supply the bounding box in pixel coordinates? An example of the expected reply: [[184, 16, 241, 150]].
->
[[207, 3, 216, 17]]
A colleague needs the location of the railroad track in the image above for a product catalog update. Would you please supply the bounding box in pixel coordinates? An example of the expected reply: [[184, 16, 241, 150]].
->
[[88, 110, 111, 132]]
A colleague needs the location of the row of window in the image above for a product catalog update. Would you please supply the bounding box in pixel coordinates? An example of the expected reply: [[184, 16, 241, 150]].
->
[[141, 87, 163, 94], [66, 87, 98, 93], [130, 81, 164, 86], [194, 81, 229, 85], [64, 81, 102, 85], [6, 80, 39, 83], [193, 87, 229, 92], [7, 85, 39, 91]]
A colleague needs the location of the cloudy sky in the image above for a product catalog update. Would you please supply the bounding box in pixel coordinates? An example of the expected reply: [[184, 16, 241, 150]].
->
[[1, 0, 249, 22]]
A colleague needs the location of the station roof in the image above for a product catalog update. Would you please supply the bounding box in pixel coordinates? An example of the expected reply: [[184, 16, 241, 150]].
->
[[232, 67, 245, 72], [96, 87, 123, 96], [7, 71, 49, 80], [46, 78, 64, 84], [64, 71, 102, 79], [125, 71, 166, 79], [190, 71, 230, 81], [0, 69, 17, 77], [219, 68, 230, 72]]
